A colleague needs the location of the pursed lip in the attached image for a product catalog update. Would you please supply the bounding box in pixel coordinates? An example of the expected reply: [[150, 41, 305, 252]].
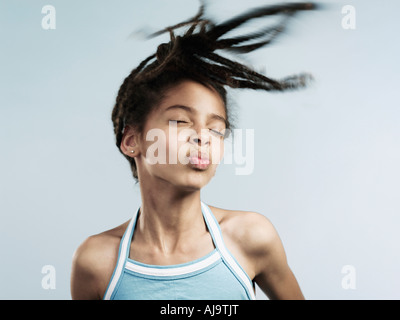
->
[[187, 151, 210, 169]]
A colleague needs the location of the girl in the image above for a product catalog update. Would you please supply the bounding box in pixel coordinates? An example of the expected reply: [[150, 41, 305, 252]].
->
[[71, 1, 317, 300]]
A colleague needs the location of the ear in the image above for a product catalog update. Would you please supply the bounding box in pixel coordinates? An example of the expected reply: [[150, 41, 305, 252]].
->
[[120, 125, 140, 158]]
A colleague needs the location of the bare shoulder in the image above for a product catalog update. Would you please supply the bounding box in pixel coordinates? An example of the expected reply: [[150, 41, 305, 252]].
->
[[207, 204, 283, 279], [209, 204, 279, 250], [73, 222, 127, 269], [206, 204, 303, 299], [71, 221, 129, 300]]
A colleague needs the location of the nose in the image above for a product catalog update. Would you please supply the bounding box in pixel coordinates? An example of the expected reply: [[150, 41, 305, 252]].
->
[[189, 129, 210, 147]]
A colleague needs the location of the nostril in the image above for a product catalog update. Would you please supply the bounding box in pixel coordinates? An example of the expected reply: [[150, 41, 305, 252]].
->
[[190, 131, 211, 146]]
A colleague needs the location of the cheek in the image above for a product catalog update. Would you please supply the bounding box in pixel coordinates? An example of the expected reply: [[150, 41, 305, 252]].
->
[[210, 136, 225, 164], [166, 131, 191, 165], [141, 129, 168, 165], [140, 126, 189, 165]]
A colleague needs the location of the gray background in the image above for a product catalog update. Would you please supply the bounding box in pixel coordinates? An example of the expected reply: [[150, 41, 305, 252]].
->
[[1, 0, 399, 299]]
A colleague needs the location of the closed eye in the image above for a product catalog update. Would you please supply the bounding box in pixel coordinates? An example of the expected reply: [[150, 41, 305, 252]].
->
[[170, 120, 188, 124], [170, 120, 226, 137], [210, 128, 225, 137]]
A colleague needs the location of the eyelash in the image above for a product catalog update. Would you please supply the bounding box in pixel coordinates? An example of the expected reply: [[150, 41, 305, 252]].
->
[[210, 129, 225, 137], [170, 120, 225, 137]]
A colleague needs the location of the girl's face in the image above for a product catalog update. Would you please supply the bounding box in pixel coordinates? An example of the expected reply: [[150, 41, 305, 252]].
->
[[134, 80, 227, 191]]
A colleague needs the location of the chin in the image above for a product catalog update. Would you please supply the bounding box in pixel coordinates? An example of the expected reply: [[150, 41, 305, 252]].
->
[[149, 164, 217, 191], [171, 168, 215, 191], [179, 175, 210, 191]]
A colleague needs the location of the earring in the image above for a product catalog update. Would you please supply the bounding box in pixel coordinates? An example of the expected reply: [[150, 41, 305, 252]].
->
[[130, 150, 135, 154]]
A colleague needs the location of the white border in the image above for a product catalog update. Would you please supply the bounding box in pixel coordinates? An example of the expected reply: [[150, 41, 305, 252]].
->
[[201, 202, 256, 300], [103, 212, 137, 300], [125, 251, 221, 277], [104, 203, 256, 300]]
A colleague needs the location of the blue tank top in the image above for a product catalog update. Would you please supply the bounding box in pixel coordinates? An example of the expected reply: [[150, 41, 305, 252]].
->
[[103, 201, 256, 300]]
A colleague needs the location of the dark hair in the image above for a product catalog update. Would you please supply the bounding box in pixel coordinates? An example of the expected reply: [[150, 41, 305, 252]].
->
[[112, 1, 318, 181]]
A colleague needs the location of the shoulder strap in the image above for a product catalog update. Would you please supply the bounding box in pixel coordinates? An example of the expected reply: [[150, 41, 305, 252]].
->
[[103, 208, 140, 300], [201, 201, 256, 300]]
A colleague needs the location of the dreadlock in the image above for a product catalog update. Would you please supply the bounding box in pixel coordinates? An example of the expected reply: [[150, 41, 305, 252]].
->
[[112, 1, 318, 181]]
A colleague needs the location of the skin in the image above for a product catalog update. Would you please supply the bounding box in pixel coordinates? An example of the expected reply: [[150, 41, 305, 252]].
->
[[70, 80, 304, 300]]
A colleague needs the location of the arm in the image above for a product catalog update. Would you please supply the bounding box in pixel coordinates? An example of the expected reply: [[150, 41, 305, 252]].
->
[[70, 235, 115, 300], [244, 214, 304, 300], [254, 228, 304, 300], [71, 237, 101, 300]]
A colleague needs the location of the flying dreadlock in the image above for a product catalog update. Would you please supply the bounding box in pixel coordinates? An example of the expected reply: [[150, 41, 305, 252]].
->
[[112, 1, 318, 181]]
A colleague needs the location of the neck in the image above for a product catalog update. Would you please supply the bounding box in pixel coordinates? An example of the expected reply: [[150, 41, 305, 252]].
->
[[137, 177, 206, 253]]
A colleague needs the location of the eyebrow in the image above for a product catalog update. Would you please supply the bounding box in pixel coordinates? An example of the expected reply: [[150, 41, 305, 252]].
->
[[165, 105, 228, 127]]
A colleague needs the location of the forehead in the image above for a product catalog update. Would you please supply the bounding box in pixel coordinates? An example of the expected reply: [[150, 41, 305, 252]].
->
[[158, 80, 226, 116]]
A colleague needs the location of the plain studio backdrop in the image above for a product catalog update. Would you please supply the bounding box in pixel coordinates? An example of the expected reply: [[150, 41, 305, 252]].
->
[[1, 0, 399, 299]]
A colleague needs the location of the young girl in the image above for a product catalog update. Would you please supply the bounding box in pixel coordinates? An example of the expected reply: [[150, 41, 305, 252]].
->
[[71, 2, 317, 300]]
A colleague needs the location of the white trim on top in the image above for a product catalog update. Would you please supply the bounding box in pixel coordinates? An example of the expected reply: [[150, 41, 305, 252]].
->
[[200, 202, 256, 300], [125, 251, 221, 277], [103, 210, 138, 300]]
